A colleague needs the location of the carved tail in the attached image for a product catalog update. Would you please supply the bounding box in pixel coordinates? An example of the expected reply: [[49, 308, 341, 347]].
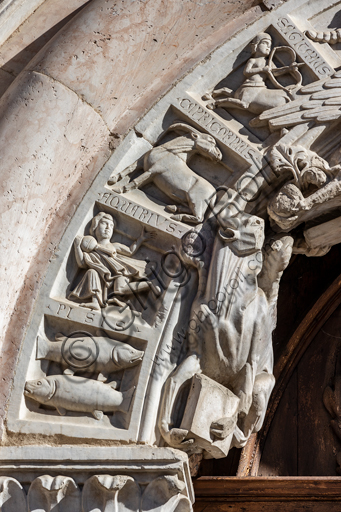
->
[[118, 386, 136, 413], [306, 29, 341, 44]]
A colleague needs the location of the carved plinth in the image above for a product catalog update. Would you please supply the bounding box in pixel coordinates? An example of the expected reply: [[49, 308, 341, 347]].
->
[[0, 446, 194, 512]]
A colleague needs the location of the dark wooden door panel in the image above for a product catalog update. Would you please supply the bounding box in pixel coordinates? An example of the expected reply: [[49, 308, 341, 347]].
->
[[194, 477, 341, 511]]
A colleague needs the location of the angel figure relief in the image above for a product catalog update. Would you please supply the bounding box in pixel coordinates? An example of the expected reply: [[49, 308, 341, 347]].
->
[[69, 212, 161, 310], [204, 32, 303, 119]]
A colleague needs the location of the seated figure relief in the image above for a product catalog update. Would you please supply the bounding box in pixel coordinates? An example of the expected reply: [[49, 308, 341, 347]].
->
[[69, 212, 161, 310]]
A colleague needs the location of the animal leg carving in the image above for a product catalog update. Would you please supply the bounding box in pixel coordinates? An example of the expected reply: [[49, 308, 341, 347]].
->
[[159, 354, 201, 447], [112, 170, 153, 193], [166, 204, 192, 215], [108, 160, 142, 186], [238, 372, 275, 441], [208, 98, 250, 110], [170, 192, 206, 224], [170, 213, 202, 224]]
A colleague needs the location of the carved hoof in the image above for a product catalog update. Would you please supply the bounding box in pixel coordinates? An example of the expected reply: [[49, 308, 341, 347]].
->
[[165, 204, 178, 213], [163, 428, 193, 447], [170, 213, 201, 225], [80, 302, 101, 311], [92, 410, 104, 420], [202, 93, 213, 101], [108, 175, 119, 185], [206, 102, 215, 110], [170, 214, 183, 221], [111, 185, 124, 193], [210, 416, 236, 440]]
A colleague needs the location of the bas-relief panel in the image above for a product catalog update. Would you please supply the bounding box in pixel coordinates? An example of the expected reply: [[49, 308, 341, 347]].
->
[[5, 0, 341, 508]]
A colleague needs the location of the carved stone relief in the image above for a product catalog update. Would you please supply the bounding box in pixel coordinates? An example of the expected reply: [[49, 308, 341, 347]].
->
[[108, 123, 222, 225], [28, 476, 81, 512], [5, 0, 341, 507], [0, 477, 26, 512], [0, 474, 191, 512], [10, 9, 341, 445], [0, 447, 193, 512]]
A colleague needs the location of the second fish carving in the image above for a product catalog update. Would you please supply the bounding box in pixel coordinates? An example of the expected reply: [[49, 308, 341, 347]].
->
[[24, 375, 135, 420]]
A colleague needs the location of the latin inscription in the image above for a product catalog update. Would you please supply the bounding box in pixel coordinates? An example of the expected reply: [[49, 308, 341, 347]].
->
[[276, 17, 333, 78], [98, 192, 189, 238], [47, 300, 150, 338], [176, 97, 263, 166]]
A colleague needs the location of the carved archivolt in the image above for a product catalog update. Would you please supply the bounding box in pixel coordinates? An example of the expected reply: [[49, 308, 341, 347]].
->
[[3, 0, 341, 507], [9, 0, 341, 451]]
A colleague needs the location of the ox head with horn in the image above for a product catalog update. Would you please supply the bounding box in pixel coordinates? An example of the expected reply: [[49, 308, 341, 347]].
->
[[160, 122, 222, 162]]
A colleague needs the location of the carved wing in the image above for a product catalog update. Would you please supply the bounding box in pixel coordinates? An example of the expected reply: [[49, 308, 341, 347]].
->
[[252, 70, 341, 130]]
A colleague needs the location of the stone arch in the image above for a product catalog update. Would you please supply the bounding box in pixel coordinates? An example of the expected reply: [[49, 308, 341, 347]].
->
[[2, 0, 341, 510]]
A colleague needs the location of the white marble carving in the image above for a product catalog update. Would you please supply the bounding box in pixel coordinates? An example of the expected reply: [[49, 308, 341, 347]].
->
[[0, 447, 194, 512], [306, 28, 341, 44], [25, 375, 135, 420], [36, 332, 144, 381], [0, 477, 26, 512], [83, 475, 141, 512], [0, 473, 193, 512], [180, 374, 240, 458], [6, 0, 341, 501], [28, 475, 81, 512], [204, 33, 302, 117], [268, 143, 341, 233], [141, 476, 191, 512], [69, 212, 160, 310], [108, 123, 222, 224], [252, 68, 341, 130], [159, 196, 293, 456], [82, 474, 190, 512]]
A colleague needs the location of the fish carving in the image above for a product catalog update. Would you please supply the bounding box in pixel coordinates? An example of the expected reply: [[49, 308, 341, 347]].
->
[[24, 375, 135, 420], [36, 332, 144, 382]]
